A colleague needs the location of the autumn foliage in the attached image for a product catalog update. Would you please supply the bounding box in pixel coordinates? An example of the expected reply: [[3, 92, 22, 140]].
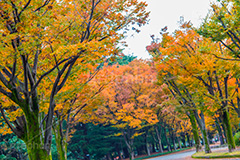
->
[[0, 0, 149, 159], [1, 0, 240, 159]]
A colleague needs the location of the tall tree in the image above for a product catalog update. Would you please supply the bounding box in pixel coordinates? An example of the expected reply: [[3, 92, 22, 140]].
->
[[0, 0, 149, 159], [84, 59, 159, 160], [147, 24, 239, 152], [199, 0, 240, 58]]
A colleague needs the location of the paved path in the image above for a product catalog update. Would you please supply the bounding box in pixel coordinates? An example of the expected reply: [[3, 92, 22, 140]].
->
[[146, 149, 196, 160], [146, 147, 240, 160]]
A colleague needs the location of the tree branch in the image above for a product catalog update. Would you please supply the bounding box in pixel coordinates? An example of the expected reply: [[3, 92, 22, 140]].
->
[[0, 105, 23, 138], [18, 0, 31, 17]]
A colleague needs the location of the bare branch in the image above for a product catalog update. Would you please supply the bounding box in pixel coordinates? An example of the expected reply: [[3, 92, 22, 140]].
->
[[0, 105, 23, 138], [34, 0, 51, 12], [0, 85, 11, 97], [56, 57, 78, 92], [213, 8, 240, 50], [0, 71, 9, 88], [21, 55, 30, 102], [31, 57, 72, 93], [10, 58, 17, 83], [33, 49, 40, 79], [18, 0, 31, 17], [212, 53, 240, 61]]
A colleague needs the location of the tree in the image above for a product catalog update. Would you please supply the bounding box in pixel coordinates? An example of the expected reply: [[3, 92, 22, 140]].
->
[[67, 122, 122, 160], [147, 28, 205, 153], [147, 23, 240, 152], [148, 24, 238, 152], [107, 54, 137, 66], [0, 0, 149, 159], [199, 0, 240, 58], [50, 64, 110, 160], [84, 59, 159, 160]]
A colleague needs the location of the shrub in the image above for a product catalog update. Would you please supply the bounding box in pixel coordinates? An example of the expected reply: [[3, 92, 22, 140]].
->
[[234, 132, 240, 146]]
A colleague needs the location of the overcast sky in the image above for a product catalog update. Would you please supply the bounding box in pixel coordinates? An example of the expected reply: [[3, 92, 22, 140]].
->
[[123, 0, 212, 59]]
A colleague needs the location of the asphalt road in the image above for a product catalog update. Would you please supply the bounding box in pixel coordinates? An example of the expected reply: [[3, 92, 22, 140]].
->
[[146, 149, 196, 160]]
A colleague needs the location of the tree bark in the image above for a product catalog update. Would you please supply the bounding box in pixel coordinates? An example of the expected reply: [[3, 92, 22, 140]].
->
[[193, 110, 211, 153], [146, 143, 151, 156], [122, 130, 134, 160], [152, 142, 156, 153], [155, 126, 163, 153], [188, 112, 202, 152], [24, 114, 52, 160], [178, 137, 182, 149], [163, 125, 171, 152], [215, 118, 225, 145], [116, 145, 123, 160], [52, 122, 67, 160], [221, 110, 236, 152], [169, 127, 176, 150], [144, 130, 151, 156]]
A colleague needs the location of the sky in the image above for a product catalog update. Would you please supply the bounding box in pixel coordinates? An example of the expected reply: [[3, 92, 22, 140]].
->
[[123, 0, 212, 59]]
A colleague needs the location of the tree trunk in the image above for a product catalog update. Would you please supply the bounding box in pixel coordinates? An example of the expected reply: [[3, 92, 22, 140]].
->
[[188, 112, 202, 152], [130, 151, 134, 160], [122, 130, 134, 160], [178, 137, 182, 149], [144, 131, 151, 156], [191, 135, 194, 147], [155, 126, 163, 153], [215, 118, 225, 145], [169, 128, 176, 150], [53, 124, 67, 160], [181, 133, 186, 148], [201, 128, 211, 153], [26, 144, 51, 160], [155, 141, 159, 151], [152, 142, 156, 153], [24, 114, 52, 160], [172, 138, 176, 150], [217, 117, 227, 144], [220, 121, 227, 144], [186, 133, 190, 147], [116, 145, 123, 160], [146, 143, 151, 156], [193, 110, 211, 153], [221, 110, 236, 152], [163, 125, 171, 152], [173, 132, 177, 150]]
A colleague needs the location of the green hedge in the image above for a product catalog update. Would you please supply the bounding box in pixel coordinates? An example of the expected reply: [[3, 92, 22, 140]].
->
[[234, 131, 240, 146]]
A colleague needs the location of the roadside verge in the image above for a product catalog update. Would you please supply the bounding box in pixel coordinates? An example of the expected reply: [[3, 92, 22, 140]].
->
[[192, 150, 240, 159]]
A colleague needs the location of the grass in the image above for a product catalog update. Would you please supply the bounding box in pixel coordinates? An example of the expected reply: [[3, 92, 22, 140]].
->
[[134, 147, 192, 160], [192, 150, 240, 159]]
